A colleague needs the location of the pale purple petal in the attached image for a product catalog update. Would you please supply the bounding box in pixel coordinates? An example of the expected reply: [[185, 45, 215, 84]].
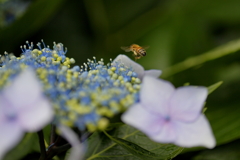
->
[[58, 125, 84, 160], [18, 97, 53, 132], [174, 115, 216, 148], [0, 98, 6, 122], [121, 103, 165, 136], [0, 122, 24, 159], [0, 114, 3, 123], [169, 86, 208, 122], [150, 121, 177, 143], [140, 76, 175, 115], [144, 70, 162, 78], [113, 54, 145, 79], [2, 69, 43, 110], [0, 96, 19, 123]]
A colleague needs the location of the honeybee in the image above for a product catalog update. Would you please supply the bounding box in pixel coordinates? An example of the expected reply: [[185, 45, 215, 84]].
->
[[121, 44, 148, 60]]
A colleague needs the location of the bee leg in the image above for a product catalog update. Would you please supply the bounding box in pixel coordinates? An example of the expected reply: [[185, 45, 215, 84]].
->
[[132, 54, 138, 61], [134, 55, 141, 61]]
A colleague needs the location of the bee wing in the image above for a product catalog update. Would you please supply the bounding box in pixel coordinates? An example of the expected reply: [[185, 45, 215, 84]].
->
[[121, 46, 132, 52], [142, 46, 149, 50]]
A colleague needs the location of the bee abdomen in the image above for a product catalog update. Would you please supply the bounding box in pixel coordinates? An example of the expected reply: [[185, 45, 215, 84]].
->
[[139, 49, 147, 56]]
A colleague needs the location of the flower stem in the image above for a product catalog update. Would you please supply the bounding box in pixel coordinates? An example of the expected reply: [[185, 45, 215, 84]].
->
[[45, 128, 92, 159], [162, 38, 240, 78], [50, 124, 56, 144], [46, 143, 71, 160], [37, 130, 46, 160]]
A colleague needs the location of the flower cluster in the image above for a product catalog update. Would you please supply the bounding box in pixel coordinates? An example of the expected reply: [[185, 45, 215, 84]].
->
[[0, 41, 143, 132]]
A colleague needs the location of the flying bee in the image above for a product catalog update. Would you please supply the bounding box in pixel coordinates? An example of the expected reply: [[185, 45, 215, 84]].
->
[[121, 44, 149, 60]]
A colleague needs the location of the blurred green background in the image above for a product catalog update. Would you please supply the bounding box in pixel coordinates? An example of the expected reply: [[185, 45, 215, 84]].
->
[[1, 0, 240, 159]]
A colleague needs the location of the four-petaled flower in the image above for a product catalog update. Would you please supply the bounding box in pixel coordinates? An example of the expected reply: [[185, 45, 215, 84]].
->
[[0, 69, 53, 158], [122, 76, 216, 148], [113, 54, 162, 80]]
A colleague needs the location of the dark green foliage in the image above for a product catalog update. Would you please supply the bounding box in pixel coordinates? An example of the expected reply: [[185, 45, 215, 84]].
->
[[85, 124, 183, 160]]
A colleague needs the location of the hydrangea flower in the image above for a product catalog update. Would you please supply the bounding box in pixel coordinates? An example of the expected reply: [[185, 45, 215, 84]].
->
[[113, 54, 161, 80], [122, 76, 216, 148], [0, 69, 53, 159], [0, 41, 142, 132]]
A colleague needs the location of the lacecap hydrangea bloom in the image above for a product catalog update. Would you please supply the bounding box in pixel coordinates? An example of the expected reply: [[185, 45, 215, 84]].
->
[[0, 41, 161, 132], [0, 69, 53, 159], [0, 40, 217, 160], [122, 76, 216, 148]]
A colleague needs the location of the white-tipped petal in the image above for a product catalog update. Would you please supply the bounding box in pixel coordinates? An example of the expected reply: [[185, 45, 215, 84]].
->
[[2, 69, 43, 110], [113, 54, 145, 79], [144, 69, 162, 78], [58, 125, 84, 160], [113, 54, 162, 80], [122, 103, 163, 136], [0, 122, 24, 159], [174, 115, 216, 148], [19, 97, 53, 132], [140, 76, 175, 115], [170, 86, 208, 121]]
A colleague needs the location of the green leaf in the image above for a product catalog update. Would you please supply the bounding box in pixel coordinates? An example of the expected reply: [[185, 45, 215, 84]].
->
[[3, 133, 39, 160], [85, 124, 183, 160], [202, 107, 207, 113], [193, 139, 240, 160], [208, 104, 240, 145], [207, 81, 223, 95], [103, 131, 182, 160]]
